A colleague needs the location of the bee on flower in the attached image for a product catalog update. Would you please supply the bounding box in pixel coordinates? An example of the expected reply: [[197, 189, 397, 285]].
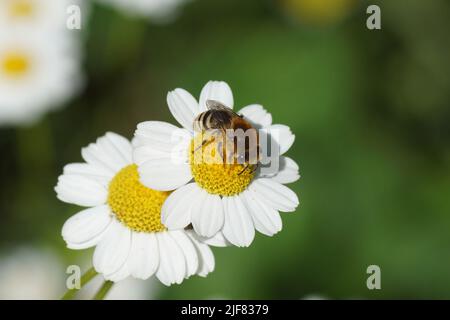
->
[[134, 81, 300, 247]]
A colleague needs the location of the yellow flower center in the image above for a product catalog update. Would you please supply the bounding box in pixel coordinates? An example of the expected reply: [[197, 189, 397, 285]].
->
[[108, 164, 169, 233], [9, 0, 34, 18], [189, 133, 254, 196], [1, 52, 30, 78]]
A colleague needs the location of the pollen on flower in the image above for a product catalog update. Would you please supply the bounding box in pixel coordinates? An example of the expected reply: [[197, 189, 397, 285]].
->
[[9, 0, 34, 18], [108, 164, 169, 233], [1, 52, 30, 78], [189, 134, 254, 197]]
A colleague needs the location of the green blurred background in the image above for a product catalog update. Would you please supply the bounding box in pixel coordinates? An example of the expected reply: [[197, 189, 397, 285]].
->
[[1, 0, 450, 299]]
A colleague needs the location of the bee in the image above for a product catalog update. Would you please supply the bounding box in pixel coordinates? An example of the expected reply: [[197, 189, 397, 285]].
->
[[193, 100, 259, 173]]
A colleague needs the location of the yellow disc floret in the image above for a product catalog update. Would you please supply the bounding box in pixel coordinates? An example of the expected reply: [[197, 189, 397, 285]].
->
[[189, 134, 254, 196], [1, 52, 30, 78], [108, 164, 169, 233], [9, 0, 34, 18]]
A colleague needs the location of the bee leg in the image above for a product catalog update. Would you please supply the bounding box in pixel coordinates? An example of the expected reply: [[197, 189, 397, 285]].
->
[[194, 137, 213, 152], [238, 163, 259, 175], [216, 140, 226, 165], [238, 164, 250, 175], [250, 163, 260, 173]]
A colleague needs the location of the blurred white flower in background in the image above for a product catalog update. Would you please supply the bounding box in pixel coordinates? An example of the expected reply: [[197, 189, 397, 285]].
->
[[0, 0, 83, 31], [81, 275, 160, 300], [98, 0, 191, 22], [0, 247, 158, 300], [0, 0, 87, 127], [0, 30, 82, 126], [0, 247, 65, 299], [302, 294, 328, 300]]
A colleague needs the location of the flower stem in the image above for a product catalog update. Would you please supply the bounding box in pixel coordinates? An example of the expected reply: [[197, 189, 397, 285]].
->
[[94, 280, 115, 300], [61, 267, 98, 300]]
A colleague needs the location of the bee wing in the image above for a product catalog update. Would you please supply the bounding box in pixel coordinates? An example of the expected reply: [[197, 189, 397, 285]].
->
[[206, 99, 230, 110], [206, 100, 241, 117]]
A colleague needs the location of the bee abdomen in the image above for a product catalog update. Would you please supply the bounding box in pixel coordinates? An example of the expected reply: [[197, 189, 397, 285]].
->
[[193, 112, 205, 132], [194, 110, 232, 132]]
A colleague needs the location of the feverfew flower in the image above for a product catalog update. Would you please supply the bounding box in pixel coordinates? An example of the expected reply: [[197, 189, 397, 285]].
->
[[134, 81, 300, 247], [55, 132, 214, 285]]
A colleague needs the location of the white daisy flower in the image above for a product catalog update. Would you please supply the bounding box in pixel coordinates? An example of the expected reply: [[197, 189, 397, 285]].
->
[[0, 29, 82, 126], [55, 132, 215, 285], [98, 0, 190, 22], [134, 81, 300, 247]]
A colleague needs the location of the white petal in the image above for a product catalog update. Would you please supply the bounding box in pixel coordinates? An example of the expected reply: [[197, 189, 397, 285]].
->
[[55, 174, 107, 207], [63, 163, 113, 187], [222, 196, 255, 247], [104, 262, 130, 282], [197, 246, 214, 277], [263, 124, 295, 155], [238, 104, 272, 128], [161, 183, 200, 230], [193, 231, 232, 247], [249, 178, 299, 212], [93, 220, 132, 276], [133, 121, 190, 154], [199, 81, 234, 111], [262, 156, 300, 184], [134, 121, 192, 191], [155, 232, 187, 286], [186, 231, 215, 277], [62, 205, 113, 250], [167, 88, 200, 131], [103, 132, 133, 164], [168, 230, 198, 277], [133, 145, 172, 166], [191, 191, 224, 238], [242, 190, 282, 236], [128, 232, 159, 280], [81, 132, 132, 173], [138, 158, 192, 191]]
